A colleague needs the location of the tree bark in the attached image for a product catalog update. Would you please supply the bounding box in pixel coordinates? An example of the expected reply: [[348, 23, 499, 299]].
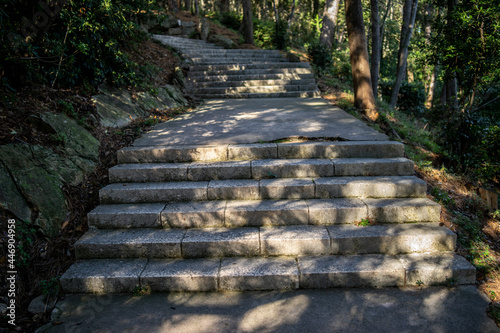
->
[[389, 0, 419, 109], [168, 0, 178, 12], [184, 0, 191, 11], [345, 0, 378, 118], [242, 0, 254, 45], [370, 0, 381, 97], [319, 0, 342, 49], [424, 4, 436, 108], [220, 0, 230, 13], [443, 0, 458, 109], [194, 0, 200, 15]]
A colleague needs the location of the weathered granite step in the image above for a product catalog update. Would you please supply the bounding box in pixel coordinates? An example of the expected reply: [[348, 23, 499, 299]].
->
[[88, 197, 438, 229], [109, 158, 414, 183], [60, 253, 475, 293], [190, 58, 287, 64], [195, 91, 321, 99], [117, 142, 405, 163], [99, 178, 431, 205], [189, 62, 311, 72], [187, 73, 314, 85], [185, 84, 318, 95], [188, 68, 313, 77], [74, 223, 455, 259], [191, 79, 317, 88]]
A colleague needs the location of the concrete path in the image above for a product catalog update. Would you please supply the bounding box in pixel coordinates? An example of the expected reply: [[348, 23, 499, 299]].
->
[[43, 286, 498, 333], [132, 98, 388, 146]]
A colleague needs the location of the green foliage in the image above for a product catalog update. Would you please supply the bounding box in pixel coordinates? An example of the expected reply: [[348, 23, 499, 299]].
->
[[253, 19, 275, 49], [40, 277, 61, 298], [273, 19, 288, 50], [15, 220, 37, 267], [307, 41, 333, 72], [379, 79, 426, 115], [1, 0, 161, 90], [218, 11, 241, 31], [431, 187, 455, 207], [132, 285, 151, 296]]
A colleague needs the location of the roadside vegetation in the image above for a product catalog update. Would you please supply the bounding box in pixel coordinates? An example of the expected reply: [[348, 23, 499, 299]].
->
[[1, 0, 499, 330]]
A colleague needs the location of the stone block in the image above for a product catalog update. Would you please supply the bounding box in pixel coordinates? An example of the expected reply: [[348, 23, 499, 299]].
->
[[141, 259, 220, 292], [75, 229, 185, 259], [260, 178, 315, 199], [88, 203, 165, 229], [332, 158, 414, 176], [60, 259, 147, 293], [117, 145, 228, 163], [99, 181, 208, 204], [314, 176, 427, 199], [327, 223, 456, 255], [307, 199, 368, 225], [228, 143, 277, 160], [109, 163, 188, 183], [298, 255, 405, 288], [187, 161, 251, 181], [260, 225, 330, 256], [365, 198, 442, 223], [225, 200, 309, 227], [399, 253, 476, 286], [219, 257, 299, 291], [252, 159, 333, 179], [161, 201, 226, 228], [208, 179, 260, 200], [182, 227, 260, 258]]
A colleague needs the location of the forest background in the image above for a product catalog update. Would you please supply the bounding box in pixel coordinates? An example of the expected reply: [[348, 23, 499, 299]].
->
[[1, 0, 500, 330]]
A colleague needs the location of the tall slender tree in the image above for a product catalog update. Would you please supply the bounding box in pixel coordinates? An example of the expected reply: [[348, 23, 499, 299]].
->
[[242, 0, 254, 45], [320, 0, 342, 49], [370, 0, 381, 97], [345, 0, 378, 119], [389, 0, 419, 109]]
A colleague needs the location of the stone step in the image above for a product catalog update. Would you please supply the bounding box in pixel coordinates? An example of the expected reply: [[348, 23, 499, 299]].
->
[[189, 54, 284, 60], [117, 141, 405, 163], [89, 197, 438, 229], [190, 58, 287, 64], [99, 178, 430, 204], [109, 158, 414, 183], [194, 90, 320, 99], [74, 223, 455, 260], [187, 73, 315, 83], [189, 62, 311, 72], [185, 84, 318, 95], [60, 253, 475, 293], [189, 79, 317, 88], [188, 68, 313, 77]]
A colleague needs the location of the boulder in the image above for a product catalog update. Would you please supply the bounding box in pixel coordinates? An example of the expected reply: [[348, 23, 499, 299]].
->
[[181, 21, 196, 28], [182, 27, 196, 36], [168, 27, 183, 35], [286, 52, 301, 63], [92, 85, 146, 127], [208, 34, 234, 49], [163, 84, 188, 107], [28, 295, 56, 315], [0, 161, 31, 222]]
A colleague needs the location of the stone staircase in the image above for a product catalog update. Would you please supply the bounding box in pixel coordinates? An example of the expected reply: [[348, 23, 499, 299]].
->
[[61, 141, 476, 293], [152, 35, 319, 99]]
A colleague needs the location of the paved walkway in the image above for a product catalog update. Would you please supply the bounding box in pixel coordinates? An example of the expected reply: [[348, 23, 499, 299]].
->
[[46, 97, 499, 332], [43, 286, 498, 332], [132, 98, 387, 146]]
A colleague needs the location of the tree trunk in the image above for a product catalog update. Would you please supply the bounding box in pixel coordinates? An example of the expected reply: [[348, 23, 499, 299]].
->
[[194, 0, 200, 15], [426, 64, 437, 108], [370, 0, 381, 97], [242, 0, 254, 45], [345, 0, 378, 118], [443, 0, 458, 109], [220, 0, 230, 13], [389, 0, 419, 109], [168, 0, 178, 12], [423, 4, 435, 108], [319, 0, 342, 49], [285, 0, 297, 40], [184, 0, 191, 11]]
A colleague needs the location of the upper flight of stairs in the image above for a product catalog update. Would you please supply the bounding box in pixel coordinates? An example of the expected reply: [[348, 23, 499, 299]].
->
[[60, 141, 476, 293], [152, 35, 319, 99]]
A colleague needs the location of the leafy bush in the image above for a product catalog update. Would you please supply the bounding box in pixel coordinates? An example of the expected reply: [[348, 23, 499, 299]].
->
[[379, 79, 426, 115], [218, 11, 241, 31], [272, 19, 288, 50], [253, 19, 275, 49], [307, 41, 333, 72], [1, 0, 160, 90]]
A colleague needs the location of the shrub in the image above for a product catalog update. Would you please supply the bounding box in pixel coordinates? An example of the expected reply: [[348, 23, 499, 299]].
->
[[307, 41, 333, 72], [379, 79, 426, 115]]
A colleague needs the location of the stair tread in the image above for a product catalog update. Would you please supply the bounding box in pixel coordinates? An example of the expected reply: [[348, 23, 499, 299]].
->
[[60, 253, 476, 293]]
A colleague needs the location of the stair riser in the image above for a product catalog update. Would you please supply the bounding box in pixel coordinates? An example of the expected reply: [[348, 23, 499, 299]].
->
[[99, 178, 429, 204], [60, 253, 476, 293], [189, 63, 311, 71], [191, 59, 288, 64], [187, 74, 314, 83], [188, 68, 313, 77], [185, 84, 318, 94], [189, 79, 316, 88], [117, 142, 405, 163], [75, 224, 455, 259], [89, 198, 438, 229], [109, 158, 414, 183], [195, 91, 320, 99]]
